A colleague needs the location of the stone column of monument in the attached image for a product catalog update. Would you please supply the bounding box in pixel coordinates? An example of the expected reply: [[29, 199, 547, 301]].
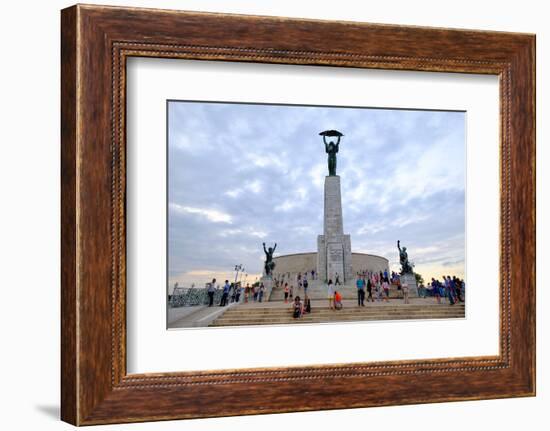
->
[[261, 242, 276, 301], [261, 275, 274, 301], [317, 174, 352, 284]]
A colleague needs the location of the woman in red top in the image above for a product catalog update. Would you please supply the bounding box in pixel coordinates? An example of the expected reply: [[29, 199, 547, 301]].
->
[[334, 291, 343, 310]]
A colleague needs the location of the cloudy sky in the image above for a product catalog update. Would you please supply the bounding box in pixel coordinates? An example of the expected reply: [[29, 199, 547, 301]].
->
[[168, 101, 465, 289]]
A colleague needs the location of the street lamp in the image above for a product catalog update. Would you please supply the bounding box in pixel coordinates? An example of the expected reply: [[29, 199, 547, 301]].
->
[[234, 264, 244, 285]]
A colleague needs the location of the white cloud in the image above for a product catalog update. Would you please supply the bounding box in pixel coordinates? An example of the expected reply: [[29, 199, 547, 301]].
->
[[275, 200, 298, 212], [220, 227, 268, 239], [169, 203, 233, 224], [356, 212, 429, 236], [224, 188, 242, 198], [309, 163, 327, 189], [223, 181, 264, 200], [245, 180, 262, 194], [293, 226, 315, 235], [245, 152, 285, 169]]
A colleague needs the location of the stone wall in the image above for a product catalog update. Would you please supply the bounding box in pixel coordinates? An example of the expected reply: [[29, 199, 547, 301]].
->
[[273, 251, 389, 279], [273, 252, 317, 277], [351, 253, 390, 275]]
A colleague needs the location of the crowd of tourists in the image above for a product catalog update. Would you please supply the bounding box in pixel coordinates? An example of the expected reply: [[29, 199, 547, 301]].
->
[[206, 278, 267, 307], [353, 272, 466, 307], [354, 270, 394, 305], [290, 278, 346, 319], [274, 269, 317, 288], [423, 276, 466, 304], [205, 270, 465, 321]]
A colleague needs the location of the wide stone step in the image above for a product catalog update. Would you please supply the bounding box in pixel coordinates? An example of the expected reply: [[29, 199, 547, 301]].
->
[[210, 304, 465, 326], [219, 306, 464, 315], [218, 310, 464, 320], [211, 313, 465, 326], [218, 310, 464, 319], [214, 314, 464, 324]]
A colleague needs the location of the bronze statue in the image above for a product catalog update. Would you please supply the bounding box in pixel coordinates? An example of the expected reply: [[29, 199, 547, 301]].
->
[[319, 130, 343, 176], [262, 242, 277, 276], [397, 240, 414, 274]]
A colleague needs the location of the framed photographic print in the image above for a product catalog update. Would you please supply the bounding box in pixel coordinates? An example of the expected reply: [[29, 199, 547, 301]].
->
[[61, 4, 535, 425]]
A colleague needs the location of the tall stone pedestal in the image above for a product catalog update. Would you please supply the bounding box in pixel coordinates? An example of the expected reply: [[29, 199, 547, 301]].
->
[[317, 176, 352, 283], [261, 275, 274, 301], [400, 272, 418, 297]]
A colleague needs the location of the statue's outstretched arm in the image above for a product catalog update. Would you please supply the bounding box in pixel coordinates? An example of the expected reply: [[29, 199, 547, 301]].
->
[[273, 243, 277, 253], [263, 243, 268, 254], [323, 136, 329, 153]]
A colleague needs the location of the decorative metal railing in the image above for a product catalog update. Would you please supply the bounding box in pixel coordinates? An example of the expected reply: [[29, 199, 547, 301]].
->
[[168, 287, 243, 308]]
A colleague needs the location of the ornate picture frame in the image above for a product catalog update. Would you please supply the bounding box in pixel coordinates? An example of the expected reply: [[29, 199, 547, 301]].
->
[[61, 4, 535, 425]]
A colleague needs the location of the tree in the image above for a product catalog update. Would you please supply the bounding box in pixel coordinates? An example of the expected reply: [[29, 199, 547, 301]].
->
[[414, 272, 424, 286]]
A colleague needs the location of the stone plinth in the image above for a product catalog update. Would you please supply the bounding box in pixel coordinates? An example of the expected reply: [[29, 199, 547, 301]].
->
[[400, 273, 418, 297], [317, 176, 352, 282], [261, 275, 274, 301]]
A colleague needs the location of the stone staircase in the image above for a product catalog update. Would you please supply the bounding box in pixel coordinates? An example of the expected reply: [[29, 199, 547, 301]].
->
[[209, 303, 465, 327]]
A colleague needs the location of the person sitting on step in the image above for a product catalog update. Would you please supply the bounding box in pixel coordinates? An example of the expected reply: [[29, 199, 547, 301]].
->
[[334, 291, 343, 310], [292, 296, 303, 319]]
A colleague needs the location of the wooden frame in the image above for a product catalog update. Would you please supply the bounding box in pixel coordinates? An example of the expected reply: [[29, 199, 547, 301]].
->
[[61, 4, 535, 425]]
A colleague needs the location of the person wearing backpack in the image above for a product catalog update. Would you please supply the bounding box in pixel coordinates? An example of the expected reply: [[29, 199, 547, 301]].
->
[[303, 277, 309, 296]]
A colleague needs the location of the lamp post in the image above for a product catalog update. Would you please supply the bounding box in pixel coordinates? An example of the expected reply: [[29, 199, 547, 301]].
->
[[234, 264, 244, 286]]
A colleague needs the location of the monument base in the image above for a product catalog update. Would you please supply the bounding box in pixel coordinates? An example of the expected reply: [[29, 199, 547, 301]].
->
[[400, 273, 418, 297], [260, 275, 274, 301], [317, 234, 352, 283]]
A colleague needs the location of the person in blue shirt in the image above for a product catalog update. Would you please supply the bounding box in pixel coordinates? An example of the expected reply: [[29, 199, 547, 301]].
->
[[219, 280, 231, 306], [356, 275, 365, 306], [444, 276, 455, 305]]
